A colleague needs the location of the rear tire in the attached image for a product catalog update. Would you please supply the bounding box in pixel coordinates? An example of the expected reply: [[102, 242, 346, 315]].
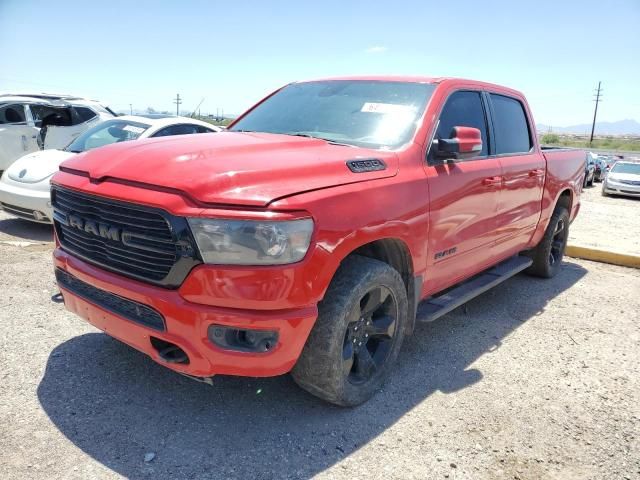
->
[[292, 255, 409, 407], [525, 206, 569, 278]]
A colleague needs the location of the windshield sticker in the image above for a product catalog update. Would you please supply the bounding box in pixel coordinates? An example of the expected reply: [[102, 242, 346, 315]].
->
[[361, 102, 416, 114], [122, 125, 145, 134]]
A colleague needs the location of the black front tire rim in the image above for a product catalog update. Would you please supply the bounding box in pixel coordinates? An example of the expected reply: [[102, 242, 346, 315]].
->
[[342, 285, 398, 385]]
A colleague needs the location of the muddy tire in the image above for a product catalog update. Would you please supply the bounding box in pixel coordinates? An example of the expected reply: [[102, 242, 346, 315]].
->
[[525, 206, 570, 278], [292, 255, 409, 407]]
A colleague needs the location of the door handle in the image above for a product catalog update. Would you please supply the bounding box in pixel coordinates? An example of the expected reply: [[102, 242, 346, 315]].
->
[[482, 176, 502, 186], [528, 169, 544, 177]]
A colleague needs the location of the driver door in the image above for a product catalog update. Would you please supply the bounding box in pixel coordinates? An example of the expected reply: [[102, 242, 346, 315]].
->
[[424, 90, 503, 292]]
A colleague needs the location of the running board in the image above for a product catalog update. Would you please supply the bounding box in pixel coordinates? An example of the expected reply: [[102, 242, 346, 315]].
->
[[415, 255, 533, 323]]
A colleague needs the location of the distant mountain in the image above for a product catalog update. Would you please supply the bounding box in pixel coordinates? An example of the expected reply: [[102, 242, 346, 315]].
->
[[537, 119, 640, 135]]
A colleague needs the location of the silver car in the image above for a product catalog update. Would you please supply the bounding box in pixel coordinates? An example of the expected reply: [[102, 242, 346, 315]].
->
[[602, 161, 640, 198]]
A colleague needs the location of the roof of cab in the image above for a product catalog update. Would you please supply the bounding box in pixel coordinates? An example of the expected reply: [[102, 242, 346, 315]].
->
[[295, 75, 526, 98]]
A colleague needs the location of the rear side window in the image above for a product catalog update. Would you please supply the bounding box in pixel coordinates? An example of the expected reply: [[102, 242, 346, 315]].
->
[[73, 106, 98, 123], [433, 91, 488, 158], [489, 94, 532, 155], [0, 104, 27, 124], [152, 124, 208, 137]]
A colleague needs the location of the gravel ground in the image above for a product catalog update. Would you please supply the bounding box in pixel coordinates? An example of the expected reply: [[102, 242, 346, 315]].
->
[[0, 212, 638, 479], [569, 182, 640, 256]]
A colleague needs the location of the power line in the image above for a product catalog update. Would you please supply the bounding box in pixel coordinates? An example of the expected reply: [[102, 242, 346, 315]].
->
[[173, 93, 182, 116], [589, 81, 603, 146]]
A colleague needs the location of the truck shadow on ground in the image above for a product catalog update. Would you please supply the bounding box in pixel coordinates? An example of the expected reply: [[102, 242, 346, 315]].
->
[[0, 217, 53, 242], [37, 262, 587, 479]]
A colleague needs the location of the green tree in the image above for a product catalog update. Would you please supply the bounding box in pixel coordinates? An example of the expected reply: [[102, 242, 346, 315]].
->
[[541, 133, 560, 144]]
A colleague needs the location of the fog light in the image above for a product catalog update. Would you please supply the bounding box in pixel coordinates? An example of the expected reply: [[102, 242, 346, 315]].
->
[[208, 325, 278, 353], [33, 211, 45, 221]]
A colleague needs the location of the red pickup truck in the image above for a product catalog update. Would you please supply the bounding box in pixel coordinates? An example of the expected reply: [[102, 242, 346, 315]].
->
[[51, 77, 585, 406]]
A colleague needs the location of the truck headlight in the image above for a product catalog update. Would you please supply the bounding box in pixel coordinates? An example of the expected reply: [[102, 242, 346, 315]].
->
[[187, 217, 314, 265]]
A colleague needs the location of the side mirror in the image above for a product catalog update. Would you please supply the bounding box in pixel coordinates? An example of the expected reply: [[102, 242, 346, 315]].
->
[[433, 126, 483, 163]]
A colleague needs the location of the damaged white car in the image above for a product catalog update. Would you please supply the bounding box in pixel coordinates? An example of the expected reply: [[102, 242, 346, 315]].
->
[[0, 93, 116, 174]]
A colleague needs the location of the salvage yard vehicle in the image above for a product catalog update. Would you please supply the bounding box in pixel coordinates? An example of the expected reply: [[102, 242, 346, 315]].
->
[[601, 161, 640, 197], [0, 115, 221, 223], [594, 157, 608, 182], [50, 76, 585, 406], [584, 152, 596, 187], [0, 93, 116, 174]]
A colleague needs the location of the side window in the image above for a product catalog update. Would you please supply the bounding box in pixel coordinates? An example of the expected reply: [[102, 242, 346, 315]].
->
[[195, 125, 216, 133], [30, 105, 72, 128], [0, 104, 27, 124], [73, 107, 98, 124], [433, 91, 488, 158], [152, 124, 200, 137], [489, 94, 532, 155]]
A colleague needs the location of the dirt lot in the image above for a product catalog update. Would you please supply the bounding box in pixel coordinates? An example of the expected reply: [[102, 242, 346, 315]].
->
[[569, 182, 640, 256], [0, 209, 639, 480]]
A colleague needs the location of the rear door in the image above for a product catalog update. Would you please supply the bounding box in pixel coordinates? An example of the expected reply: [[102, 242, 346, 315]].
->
[[425, 90, 503, 288], [487, 93, 545, 253]]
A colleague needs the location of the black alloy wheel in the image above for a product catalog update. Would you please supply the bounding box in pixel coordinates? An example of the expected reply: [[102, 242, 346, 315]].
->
[[342, 285, 398, 385]]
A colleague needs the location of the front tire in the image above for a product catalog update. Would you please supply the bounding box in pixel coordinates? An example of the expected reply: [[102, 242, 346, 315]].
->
[[525, 206, 570, 278], [292, 255, 409, 406]]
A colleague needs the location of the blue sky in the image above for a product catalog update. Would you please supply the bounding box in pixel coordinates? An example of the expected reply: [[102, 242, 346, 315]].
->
[[1, 0, 638, 126]]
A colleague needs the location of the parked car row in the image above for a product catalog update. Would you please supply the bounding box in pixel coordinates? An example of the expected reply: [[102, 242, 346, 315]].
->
[[0, 109, 221, 223], [582, 152, 639, 198]]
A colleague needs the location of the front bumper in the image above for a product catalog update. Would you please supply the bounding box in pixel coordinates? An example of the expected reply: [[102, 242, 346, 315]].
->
[[603, 180, 640, 197], [0, 179, 52, 223], [54, 248, 318, 378]]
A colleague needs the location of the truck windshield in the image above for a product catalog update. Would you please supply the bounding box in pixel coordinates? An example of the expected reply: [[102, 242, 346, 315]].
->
[[65, 119, 151, 153], [229, 80, 436, 149]]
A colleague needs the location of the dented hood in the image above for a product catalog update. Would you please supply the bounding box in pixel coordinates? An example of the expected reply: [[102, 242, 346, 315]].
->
[[59, 132, 399, 206]]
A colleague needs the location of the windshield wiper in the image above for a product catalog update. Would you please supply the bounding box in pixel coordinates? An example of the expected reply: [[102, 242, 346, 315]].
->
[[283, 132, 357, 147]]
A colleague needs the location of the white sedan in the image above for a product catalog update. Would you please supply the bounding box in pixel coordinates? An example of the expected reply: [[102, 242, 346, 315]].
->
[[0, 115, 221, 223], [602, 161, 640, 198]]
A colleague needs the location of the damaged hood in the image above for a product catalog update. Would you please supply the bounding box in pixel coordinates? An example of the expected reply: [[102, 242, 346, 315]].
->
[[59, 132, 399, 206]]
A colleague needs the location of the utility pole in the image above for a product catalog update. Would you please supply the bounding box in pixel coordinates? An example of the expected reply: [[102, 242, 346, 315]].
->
[[129, 104, 133, 115], [173, 94, 182, 116], [589, 81, 602, 146]]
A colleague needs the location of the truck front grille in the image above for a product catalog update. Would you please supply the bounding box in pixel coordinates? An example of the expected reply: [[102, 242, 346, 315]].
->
[[52, 186, 200, 288]]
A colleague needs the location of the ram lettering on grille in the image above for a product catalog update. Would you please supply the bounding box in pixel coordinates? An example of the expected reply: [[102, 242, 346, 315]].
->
[[68, 214, 122, 242]]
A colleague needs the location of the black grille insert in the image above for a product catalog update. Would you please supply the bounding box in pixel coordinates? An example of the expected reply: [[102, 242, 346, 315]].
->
[[52, 186, 200, 288], [56, 269, 165, 331]]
